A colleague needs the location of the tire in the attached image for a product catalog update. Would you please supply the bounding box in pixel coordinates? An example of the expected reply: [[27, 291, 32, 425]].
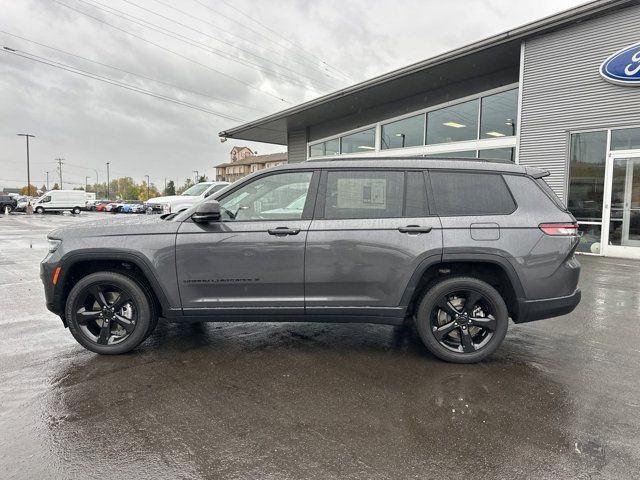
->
[[72, 206, 81, 215], [415, 276, 509, 363], [35, 206, 45, 214], [65, 272, 156, 354]]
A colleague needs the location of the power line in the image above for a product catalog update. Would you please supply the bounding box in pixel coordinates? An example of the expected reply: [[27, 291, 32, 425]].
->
[[195, 0, 353, 83], [52, 0, 291, 104], [0, 30, 271, 115], [1, 47, 247, 121], [149, 0, 345, 82], [118, 0, 343, 89]]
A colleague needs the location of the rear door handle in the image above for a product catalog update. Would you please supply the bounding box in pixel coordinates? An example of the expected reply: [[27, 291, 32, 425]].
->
[[398, 225, 432, 234], [268, 227, 301, 236]]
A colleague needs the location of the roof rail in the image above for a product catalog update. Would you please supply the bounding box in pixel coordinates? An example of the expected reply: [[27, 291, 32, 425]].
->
[[305, 155, 514, 164]]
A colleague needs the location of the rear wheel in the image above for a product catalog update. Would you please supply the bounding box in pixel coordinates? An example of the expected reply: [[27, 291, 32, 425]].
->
[[415, 277, 509, 363], [72, 206, 81, 215], [65, 272, 156, 354]]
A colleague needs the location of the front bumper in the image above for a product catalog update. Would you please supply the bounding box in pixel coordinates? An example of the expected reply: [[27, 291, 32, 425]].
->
[[514, 288, 581, 323]]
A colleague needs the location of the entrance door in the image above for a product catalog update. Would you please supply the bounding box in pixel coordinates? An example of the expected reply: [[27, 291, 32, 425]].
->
[[604, 155, 640, 257]]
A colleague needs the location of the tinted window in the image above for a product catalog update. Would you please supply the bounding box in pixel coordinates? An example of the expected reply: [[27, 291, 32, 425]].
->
[[431, 171, 515, 215], [405, 172, 429, 217], [480, 89, 518, 139], [218, 171, 313, 221], [381, 114, 425, 150], [324, 171, 403, 219], [426, 99, 479, 145], [341, 129, 376, 154]]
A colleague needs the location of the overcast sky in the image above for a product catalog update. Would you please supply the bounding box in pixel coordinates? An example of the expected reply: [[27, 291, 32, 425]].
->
[[0, 0, 587, 190]]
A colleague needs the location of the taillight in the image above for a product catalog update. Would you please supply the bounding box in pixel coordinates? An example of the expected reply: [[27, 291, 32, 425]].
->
[[539, 223, 578, 236]]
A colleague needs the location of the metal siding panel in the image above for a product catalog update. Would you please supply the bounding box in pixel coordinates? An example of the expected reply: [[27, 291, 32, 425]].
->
[[287, 129, 307, 163], [519, 4, 640, 201]]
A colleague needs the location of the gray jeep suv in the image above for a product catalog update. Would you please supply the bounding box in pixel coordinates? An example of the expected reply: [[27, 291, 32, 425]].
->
[[41, 158, 581, 363]]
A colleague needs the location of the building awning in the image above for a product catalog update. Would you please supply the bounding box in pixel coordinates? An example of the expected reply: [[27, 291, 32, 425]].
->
[[218, 0, 633, 145]]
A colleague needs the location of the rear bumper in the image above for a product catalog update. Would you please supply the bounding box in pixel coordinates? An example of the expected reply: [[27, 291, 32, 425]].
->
[[514, 288, 581, 323]]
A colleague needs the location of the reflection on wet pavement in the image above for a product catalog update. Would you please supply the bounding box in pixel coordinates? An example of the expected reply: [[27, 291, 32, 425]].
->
[[1, 213, 639, 479]]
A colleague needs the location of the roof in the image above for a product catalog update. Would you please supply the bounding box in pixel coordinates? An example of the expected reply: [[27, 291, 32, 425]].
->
[[254, 156, 543, 175], [215, 151, 287, 168], [219, 0, 636, 145]]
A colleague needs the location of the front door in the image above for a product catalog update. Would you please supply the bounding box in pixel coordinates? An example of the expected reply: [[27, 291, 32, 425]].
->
[[176, 170, 318, 316], [604, 155, 640, 257]]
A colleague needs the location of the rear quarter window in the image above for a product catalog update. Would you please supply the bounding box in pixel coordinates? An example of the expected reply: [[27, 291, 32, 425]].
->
[[430, 171, 516, 216]]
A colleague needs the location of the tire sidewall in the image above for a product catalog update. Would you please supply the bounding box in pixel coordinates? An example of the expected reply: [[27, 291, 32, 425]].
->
[[415, 277, 509, 363], [35, 206, 44, 214], [65, 272, 152, 354]]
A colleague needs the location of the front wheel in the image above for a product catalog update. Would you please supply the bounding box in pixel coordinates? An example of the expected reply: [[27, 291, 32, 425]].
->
[[72, 206, 81, 215], [415, 277, 509, 363], [65, 272, 156, 354], [35, 206, 44, 214]]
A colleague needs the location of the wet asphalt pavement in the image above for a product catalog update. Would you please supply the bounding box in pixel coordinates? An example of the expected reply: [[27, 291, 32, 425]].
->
[[1, 213, 639, 479]]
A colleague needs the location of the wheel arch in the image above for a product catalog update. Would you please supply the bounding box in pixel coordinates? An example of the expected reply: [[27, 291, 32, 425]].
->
[[55, 251, 172, 318], [402, 255, 524, 322]]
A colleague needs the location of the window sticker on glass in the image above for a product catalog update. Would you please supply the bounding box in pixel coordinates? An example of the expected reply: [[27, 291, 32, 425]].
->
[[336, 178, 387, 209]]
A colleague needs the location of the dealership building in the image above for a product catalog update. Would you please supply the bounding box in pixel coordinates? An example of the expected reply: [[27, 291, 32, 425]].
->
[[220, 0, 640, 258]]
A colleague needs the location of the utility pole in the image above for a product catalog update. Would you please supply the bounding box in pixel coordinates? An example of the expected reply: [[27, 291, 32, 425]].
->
[[145, 175, 150, 200], [106, 162, 110, 199], [164, 177, 167, 193], [46, 171, 49, 190], [193, 170, 199, 183], [17, 133, 35, 198], [55, 158, 64, 189]]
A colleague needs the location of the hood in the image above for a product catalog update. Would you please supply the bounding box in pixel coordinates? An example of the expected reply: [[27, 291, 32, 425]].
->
[[49, 215, 180, 240], [146, 195, 191, 204]]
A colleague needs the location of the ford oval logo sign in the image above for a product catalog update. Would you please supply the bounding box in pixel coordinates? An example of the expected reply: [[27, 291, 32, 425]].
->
[[600, 42, 640, 86]]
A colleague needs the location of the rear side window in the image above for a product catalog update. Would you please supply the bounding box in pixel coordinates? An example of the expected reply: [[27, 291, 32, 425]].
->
[[405, 171, 429, 217], [324, 170, 404, 219], [430, 171, 516, 216], [535, 178, 567, 210]]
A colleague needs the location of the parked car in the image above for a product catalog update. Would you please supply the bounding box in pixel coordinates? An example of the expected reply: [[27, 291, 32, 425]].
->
[[145, 181, 230, 214], [104, 201, 123, 212], [94, 201, 110, 212], [116, 200, 144, 213], [85, 199, 108, 211], [41, 158, 581, 362], [0, 194, 18, 213], [14, 196, 34, 212], [33, 190, 87, 214]]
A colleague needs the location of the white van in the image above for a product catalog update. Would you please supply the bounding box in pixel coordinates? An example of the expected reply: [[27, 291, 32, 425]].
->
[[33, 190, 87, 214]]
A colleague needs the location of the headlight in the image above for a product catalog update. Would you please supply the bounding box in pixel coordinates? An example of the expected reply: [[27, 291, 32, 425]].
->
[[48, 238, 62, 253], [162, 203, 171, 214]]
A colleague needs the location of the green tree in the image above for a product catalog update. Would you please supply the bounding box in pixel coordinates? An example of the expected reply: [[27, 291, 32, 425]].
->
[[177, 178, 194, 195], [164, 180, 176, 196], [197, 175, 208, 183], [52, 183, 60, 190], [138, 181, 160, 201], [39, 185, 47, 193]]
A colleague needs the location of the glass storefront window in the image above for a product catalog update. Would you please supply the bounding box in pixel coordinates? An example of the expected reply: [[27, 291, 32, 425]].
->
[[424, 150, 477, 159], [577, 224, 602, 254], [426, 99, 479, 145], [611, 127, 640, 151], [568, 131, 607, 222], [381, 114, 425, 150], [341, 128, 376, 154], [478, 147, 515, 162], [480, 89, 518, 139], [309, 138, 340, 157]]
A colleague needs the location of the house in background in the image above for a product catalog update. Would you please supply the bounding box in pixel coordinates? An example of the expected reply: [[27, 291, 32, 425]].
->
[[215, 147, 287, 182]]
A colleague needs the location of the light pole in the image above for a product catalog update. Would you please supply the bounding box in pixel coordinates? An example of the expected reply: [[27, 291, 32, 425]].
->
[[17, 134, 35, 200], [193, 170, 199, 183], [85, 176, 90, 192], [106, 162, 110, 199], [145, 175, 150, 200], [46, 171, 49, 190]]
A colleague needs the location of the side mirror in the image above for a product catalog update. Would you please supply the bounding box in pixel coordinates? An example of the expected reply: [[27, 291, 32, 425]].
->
[[192, 201, 221, 223]]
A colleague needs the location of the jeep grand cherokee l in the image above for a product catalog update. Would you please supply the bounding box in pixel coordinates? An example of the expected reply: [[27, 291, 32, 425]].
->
[[41, 158, 581, 363]]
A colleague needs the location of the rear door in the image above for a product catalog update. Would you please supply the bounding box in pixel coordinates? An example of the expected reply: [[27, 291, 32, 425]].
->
[[305, 169, 443, 318]]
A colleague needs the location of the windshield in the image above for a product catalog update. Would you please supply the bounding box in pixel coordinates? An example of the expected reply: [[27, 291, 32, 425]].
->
[[181, 183, 212, 196]]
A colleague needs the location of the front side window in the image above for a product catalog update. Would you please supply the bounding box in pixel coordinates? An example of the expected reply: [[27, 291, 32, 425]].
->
[[480, 89, 518, 139], [427, 99, 479, 145], [40, 196, 51, 203], [324, 170, 404, 219], [381, 114, 424, 150], [340, 128, 376, 154], [568, 131, 607, 222], [217, 171, 313, 221], [431, 171, 516, 216]]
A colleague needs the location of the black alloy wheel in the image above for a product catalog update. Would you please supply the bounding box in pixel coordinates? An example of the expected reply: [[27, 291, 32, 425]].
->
[[415, 277, 509, 363], [65, 272, 154, 354]]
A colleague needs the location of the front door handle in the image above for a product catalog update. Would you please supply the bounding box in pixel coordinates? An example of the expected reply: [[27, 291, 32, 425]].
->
[[398, 225, 432, 234], [268, 227, 301, 236]]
